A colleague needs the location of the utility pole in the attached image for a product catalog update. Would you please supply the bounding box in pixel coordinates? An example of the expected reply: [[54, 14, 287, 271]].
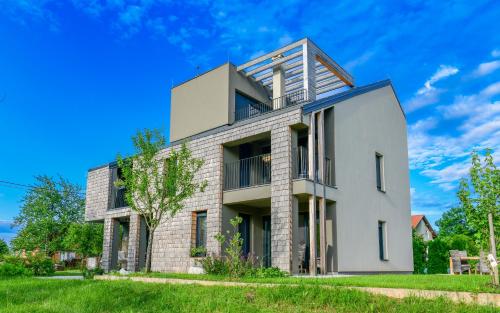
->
[[488, 212, 499, 286]]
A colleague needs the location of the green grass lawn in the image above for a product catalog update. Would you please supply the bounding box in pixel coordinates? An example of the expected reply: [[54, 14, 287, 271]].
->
[[0, 277, 497, 313], [126, 272, 500, 294], [52, 269, 83, 276]]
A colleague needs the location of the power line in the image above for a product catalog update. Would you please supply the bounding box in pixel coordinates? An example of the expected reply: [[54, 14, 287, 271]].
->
[[0, 179, 86, 196]]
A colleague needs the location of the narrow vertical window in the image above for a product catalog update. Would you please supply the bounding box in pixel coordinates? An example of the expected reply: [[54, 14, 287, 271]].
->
[[378, 221, 387, 261], [195, 211, 207, 251], [375, 153, 385, 192]]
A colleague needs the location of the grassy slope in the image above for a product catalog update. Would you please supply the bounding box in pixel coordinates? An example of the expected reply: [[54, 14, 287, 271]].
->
[[0, 278, 497, 313], [127, 272, 500, 294]]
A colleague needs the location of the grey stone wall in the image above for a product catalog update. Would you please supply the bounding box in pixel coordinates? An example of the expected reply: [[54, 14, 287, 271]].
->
[[85, 166, 110, 222], [86, 107, 304, 273]]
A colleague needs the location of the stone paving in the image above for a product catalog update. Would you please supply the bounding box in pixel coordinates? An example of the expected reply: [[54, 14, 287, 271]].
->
[[95, 275, 500, 307]]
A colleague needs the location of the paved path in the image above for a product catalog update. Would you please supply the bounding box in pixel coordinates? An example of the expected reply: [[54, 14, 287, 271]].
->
[[95, 275, 500, 307]]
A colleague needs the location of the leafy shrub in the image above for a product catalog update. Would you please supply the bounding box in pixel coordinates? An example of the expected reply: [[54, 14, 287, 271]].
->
[[198, 255, 229, 275], [26, 253, 55, 276], [82, 267, 104, 279], [0, 263, 32, 277], [412, 231, 427, 274], [427, 237, 450, 274], [190, 246, 207, 257], [445, 234, 479, 256], [2, 253, 54, 276], [249, 267, 287, 278]]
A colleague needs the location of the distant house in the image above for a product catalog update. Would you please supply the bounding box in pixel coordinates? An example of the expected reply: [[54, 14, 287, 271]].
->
[[411, 215, 436, 241]]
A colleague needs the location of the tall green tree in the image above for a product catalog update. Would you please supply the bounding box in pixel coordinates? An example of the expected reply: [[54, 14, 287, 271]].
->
[[436, 206, 474, 238], [63, 222, 103, 266], [116, 129, 206, 272], [458, 149, 499, 285], [11, 176, 84, 255], [0, 238, 9, 255]]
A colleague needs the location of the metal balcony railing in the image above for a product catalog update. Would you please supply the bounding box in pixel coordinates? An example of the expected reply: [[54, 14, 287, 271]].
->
[[272, 89, 310, 110], [292, 146, 309, 179], [235, 101, 273, 122], [224, 154, 271, 190], [235, 89, 311, 123]]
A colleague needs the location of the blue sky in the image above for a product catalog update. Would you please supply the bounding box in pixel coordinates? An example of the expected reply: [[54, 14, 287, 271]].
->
[[0, 0, 499, 243]]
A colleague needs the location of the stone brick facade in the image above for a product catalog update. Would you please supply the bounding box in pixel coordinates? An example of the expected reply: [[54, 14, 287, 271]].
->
[[85, 107, 303, 273]]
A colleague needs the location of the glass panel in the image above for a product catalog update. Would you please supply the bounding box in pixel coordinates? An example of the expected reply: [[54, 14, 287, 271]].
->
[[196, 212, 207, 249], [376, 155, 382, 190], [378, 221, 384, 260]]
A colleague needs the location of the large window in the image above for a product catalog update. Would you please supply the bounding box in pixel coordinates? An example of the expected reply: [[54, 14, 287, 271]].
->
[[375, 153, 385, 192], [235, 91, 270, 121], [110, 166, 128, 209], [194, 211, 207, 253], [378, 221, 388, 261]]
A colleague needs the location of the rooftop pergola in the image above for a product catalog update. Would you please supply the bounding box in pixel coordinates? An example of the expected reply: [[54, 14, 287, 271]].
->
[[236, 38, 354, 101]]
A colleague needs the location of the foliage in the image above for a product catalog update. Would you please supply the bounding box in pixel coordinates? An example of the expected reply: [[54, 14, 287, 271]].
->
[[11, 175, 85, 255], [248, 267, 287, 278], [0, 263, 32, 277], [63, 223, 103, 260], [82, 267, 104, 279], [444, 234, 479, 256], [427, 237, 450, 274], [116, 129, 206, 272], [190, 246, 207, 257], [459, 150, 499, 251], [2, 253, 54, 276], [198, 255, 229, 275], [436, 206, 474, 238], [0, 239, 9, 256], [412, 231, 427, 274], [199, 217, 285, 278]]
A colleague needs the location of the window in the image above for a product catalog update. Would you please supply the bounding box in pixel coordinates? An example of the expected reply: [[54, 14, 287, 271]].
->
[[378, 221, 388, 261], [375, 153, 385, 192], [235, 91, 270, 121], [194, 211, 207, 255], [110, 166, 128, 209]]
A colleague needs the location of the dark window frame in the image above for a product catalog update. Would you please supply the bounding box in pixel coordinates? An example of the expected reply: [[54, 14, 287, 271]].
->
[[195, 211, 207, 250], [375, 153, 385, 192], [378, 221, 388, 261]]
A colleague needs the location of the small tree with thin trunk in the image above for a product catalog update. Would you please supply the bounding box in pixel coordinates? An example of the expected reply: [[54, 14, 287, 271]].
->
[[116, 129, 206, 272], [458, 149, 499, 285]]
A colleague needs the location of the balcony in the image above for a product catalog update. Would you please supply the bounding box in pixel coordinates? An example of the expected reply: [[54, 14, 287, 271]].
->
[[235, 89, 310, 123], [292, 147, 334, 186], [224, 153, 271, 190]]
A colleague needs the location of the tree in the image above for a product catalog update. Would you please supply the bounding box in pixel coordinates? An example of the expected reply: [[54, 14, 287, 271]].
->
[[11, 176, 84, 255], [436, 206, 474, 238], [117, 129, 206, 272], [458, 149, 499, 285], [0, 238, 9, 255], [412, 231, 427, 274], [63, 222, 103, 267]]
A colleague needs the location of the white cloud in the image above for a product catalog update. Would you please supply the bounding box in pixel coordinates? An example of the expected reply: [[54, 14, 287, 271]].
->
[[492, 49, 500, 58], [405, 65, 459, 112], [472, 60, 500, 77], [344, 50, 376, 71], [409, 81, 500, 190]]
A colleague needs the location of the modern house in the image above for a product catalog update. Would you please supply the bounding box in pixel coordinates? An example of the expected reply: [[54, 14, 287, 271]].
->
[[411, 215, 436, 242], [85, 38, 413, 275]]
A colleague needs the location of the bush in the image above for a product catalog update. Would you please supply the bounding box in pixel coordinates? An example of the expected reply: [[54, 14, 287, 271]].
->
[[412, 231, 427, 274], [1, 253, 54, 276], [0, 263, 32, 277], [198, 255, 229, 275], [82, 267, 104, 279], [427, 237, 450, 274], [26, 253, 55, 276], [445, 234, 479, 256], [249, 267, 287, 278]]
